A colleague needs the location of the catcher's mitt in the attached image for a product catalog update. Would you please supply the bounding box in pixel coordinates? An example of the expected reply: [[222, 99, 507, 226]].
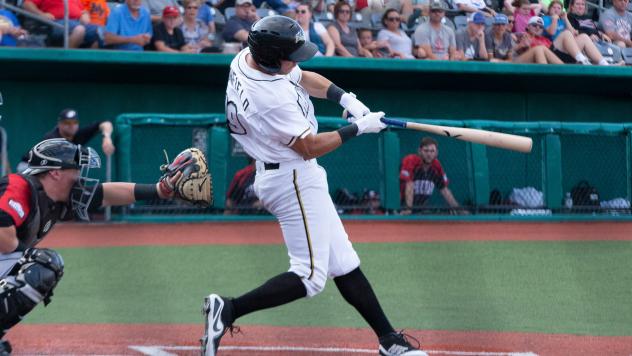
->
[[159, 148, 213, 207]]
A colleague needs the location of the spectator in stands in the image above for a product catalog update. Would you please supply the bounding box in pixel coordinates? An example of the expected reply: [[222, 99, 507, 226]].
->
[[80, 0, 110, 28], [377, 8, 415, 58], [505, 0, 543, 16], [401, 0, 430, 30], [141, 0, 179, 23], [104, 0, 152, 50], [295, 2, 335, 56], [599, 0, 632, 48], [399, 137, 462, 214], [0, 8, 27, 46], [222, 0, 258, 45], [327, 1, 372, 57], [23, 0, 99, 48], [17, 109, 115, 173], [194, 0, 216, 36], [455, 0, 496, 16], [151, 6, 196, 52], [486, 14, 513, 61], [358, 28, 398, 57], [544, 0, 609, 64], [225, 158, 262, 215], [413, 0, 456, 59], [181, 0, 218, 52], [512, 0, 539, 33], [455, 12, 489, 60], [568, 0, 612, 44], [216, 0, 292, 17], [512, 16, 564, 63]]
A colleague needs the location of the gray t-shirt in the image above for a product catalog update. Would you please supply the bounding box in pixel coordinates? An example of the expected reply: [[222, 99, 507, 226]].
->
[[413, 22, 456, 60], [141, 0, 178, 17], [599, 8, 632, 41], [485, 30, 512, 60], [455, 28, 487, 60], [222, 16, 254, 42], [377, 29, 414, 58], [329, 21, 359, 56]]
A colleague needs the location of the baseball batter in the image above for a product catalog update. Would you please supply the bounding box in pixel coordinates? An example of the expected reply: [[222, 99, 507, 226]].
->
[[201, 15, 427, 356]]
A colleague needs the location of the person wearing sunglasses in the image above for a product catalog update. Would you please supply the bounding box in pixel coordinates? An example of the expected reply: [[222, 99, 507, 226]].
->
[[181, 0, 218, 52], [327, 1, 372, 57], [513, 16, 564, 63], [412, 0, 456, 59], [377, 8, 414, 58], [295, 3, 335, 56], [543, 0, 609, 64]]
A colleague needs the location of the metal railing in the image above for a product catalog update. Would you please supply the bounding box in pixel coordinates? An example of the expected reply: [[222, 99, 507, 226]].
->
[[0, 0, 70, 48]]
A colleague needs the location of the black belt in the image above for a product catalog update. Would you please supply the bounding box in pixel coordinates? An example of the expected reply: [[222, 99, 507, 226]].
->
[[264, 162, 280, 170]]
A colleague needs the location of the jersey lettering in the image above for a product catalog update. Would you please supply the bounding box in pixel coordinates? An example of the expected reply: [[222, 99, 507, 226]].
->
[[226, 101, 247, 135]]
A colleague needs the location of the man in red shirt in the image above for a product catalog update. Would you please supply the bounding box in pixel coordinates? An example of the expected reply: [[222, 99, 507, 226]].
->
[[399, 136, 462, 214], [23, 0, 99, 47]]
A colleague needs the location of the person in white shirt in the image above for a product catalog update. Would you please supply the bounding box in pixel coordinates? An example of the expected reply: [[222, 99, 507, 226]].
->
[[199, 15, 427, 356]]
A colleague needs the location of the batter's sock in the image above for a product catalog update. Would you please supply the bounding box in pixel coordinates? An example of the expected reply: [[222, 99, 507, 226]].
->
[[334, 267, 395, 338], [231, 272, 307, 321]]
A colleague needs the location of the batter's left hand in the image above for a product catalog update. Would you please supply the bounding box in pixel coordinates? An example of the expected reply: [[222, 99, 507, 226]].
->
[[355, 112, 386, 135], [340, 92, 370, 122]]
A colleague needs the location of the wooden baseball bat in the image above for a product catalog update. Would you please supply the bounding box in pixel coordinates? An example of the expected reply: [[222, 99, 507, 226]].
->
[[381, 118, 533, 153]]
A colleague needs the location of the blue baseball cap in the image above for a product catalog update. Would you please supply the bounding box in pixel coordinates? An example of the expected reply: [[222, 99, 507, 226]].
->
[[493, 14, 508, 25], [468, 12, 486, 25]]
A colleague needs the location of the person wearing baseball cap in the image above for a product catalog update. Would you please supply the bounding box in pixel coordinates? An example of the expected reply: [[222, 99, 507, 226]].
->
[[151, 6, 196, 52], [412, 0, 456, 60], [512, 16, 564, 64], [221, 0, 258, 44], [486, 14, 513, 61], [455, 12, 489, 60], [17, 109, 115, 172]]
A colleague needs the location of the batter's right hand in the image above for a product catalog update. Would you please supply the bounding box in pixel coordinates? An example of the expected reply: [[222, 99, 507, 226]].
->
[[340, 92, 370, 122], [355, 112, 386, 135]]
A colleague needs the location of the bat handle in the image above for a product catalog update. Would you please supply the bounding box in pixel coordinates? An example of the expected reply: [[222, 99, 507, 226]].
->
[[380, 117, 407, 128]]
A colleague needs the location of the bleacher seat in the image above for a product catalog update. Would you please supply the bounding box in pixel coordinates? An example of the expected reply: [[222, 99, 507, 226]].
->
[[225, 6, 235, 19], [256, 8, 276, 18], [594, 41, 622, 64], [453, 15, 467, 30], [622, 47, 632, 65]]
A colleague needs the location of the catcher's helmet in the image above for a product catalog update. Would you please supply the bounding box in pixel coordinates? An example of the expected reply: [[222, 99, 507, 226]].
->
[[24, 138, 101, 221], [248, 15, 318, 74]]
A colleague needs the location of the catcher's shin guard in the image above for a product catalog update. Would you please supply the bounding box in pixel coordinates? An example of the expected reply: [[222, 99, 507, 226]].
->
[[0, 248, 64, 333]]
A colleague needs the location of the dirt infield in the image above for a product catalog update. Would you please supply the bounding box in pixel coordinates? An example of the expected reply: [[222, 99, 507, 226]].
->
[[7, 324, 632, 356], [16, 221, 632, 355], [39, 221, 632, 248]]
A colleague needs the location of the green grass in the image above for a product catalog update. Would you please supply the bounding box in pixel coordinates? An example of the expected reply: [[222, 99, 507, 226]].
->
[[25, 241, 632, 336]]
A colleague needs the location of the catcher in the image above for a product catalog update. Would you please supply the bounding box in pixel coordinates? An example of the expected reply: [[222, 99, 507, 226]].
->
[[0, 139, 211, 354]]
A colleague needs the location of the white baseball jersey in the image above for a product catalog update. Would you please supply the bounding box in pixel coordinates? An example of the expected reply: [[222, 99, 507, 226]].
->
[[226, 48, 360, 297], [226, 48, 318, 164]]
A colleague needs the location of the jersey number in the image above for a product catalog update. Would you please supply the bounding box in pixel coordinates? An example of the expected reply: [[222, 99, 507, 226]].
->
[[226, 101, 247, 135]]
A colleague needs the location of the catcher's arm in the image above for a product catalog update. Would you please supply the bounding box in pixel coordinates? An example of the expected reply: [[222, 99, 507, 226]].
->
[[100, 173, 181, 207]]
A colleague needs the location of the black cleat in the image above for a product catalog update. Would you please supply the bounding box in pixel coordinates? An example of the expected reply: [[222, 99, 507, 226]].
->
[[378, 331, 428, 356], [200, 294, 235, 356]]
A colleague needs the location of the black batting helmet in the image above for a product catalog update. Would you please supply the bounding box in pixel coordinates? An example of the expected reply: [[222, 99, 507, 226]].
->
[[247, 15, 318, 74], [24, 138, 100, 176]]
